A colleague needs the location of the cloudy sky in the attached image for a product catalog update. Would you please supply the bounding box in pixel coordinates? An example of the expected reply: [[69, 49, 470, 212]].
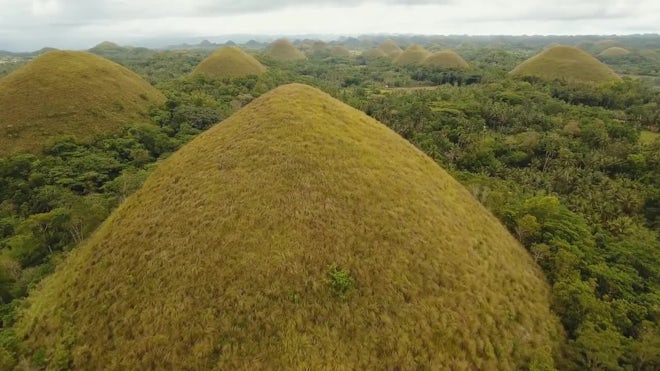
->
[[1, 0, 658, 51]]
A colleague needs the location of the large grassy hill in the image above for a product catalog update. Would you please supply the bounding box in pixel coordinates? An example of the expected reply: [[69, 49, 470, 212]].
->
[[394, 45, 431, 66], [510, 45, 622, 84], [0, 51, 165, 155], [16, 83, 562, 370], [192, 46, 266, 79], [265, 39, 306, 61], [423, 50, 470, 69]]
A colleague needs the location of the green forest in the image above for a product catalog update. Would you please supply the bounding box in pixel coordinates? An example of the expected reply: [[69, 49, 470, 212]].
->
[[0, 35, 658, 369]]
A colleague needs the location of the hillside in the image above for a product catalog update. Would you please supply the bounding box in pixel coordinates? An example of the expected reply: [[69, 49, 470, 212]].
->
[[394, 45, 431, 66], [510, 45, 622, 83], [423, 50, 470, 69], [329, 45, 351, 58], [0, 51, 165, 155], [265, 38, 306, 61], [16, 83, 562, 370], [192, 46, 266, 79]]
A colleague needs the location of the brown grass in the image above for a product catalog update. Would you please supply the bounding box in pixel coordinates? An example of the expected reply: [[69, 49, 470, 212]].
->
[[423, 50, 470, 70], [16, 83, 562, 370], [265, 39, 306, 61], [510, 45, 622, 84], [192, 47, 266, 79], [0, 51, 165, 155]]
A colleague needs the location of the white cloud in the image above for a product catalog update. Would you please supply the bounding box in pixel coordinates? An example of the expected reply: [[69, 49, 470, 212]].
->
[[0, 0, 657, 51]]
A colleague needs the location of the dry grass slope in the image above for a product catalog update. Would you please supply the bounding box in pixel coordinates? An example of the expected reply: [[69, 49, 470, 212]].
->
[[0, 51, 165, 155], [423, 50, 470, 70], [599, 47, 631, 57], [265, 39, 306, 61], [193, 47, 266, 79], [510, 45, 622, 84], [16, 84, 562, 370], [394, 45, 431, 66]]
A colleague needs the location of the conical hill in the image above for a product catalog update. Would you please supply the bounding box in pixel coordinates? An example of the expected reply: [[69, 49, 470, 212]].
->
[[423, 50, 470, 69], [193, 46, 266, 79], [394, 45, 431, 66], [510, 45, 621, 83], [16, 83, 562, 370], [0, 51, 165, 155], [265, 38, 306, 61]]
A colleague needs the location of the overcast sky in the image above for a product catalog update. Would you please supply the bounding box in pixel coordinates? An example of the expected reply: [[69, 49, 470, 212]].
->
[[1, 0, 658, 51]]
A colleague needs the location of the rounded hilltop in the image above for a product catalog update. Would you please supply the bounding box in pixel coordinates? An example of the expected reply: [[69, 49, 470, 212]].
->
[[510, 45, 621, 84], [599, 46, 631, 57], [265, 38, 306, 61], [193, 46, 266, 79], [0, 50, 165, 155], [378, 39, 403, 58], [16, 83, 562, 370], [394, 45, 431, 66], [423, 50, 470, 69]]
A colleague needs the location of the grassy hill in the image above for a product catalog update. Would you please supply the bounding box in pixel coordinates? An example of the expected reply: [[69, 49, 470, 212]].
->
[[510, 45, 622, 84], [394, 45, 431, 66], [16, 83, 562, 370], [192, 46, 266, 79], [0, 51, 165, 155], [265, 39, 306, 61], [599, 46, 631, 57], [379, 40, 403, 58], [423, 50, 470, 69]]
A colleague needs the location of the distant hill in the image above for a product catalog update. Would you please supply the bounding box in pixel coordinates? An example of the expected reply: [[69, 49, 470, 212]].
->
[[16, 83, 562, 369], [192, 46, 266, 79], [0, 51, 165, 155], [329, 45, 351, 58], [378, 40, 403, 58], [599, 46, 631, 57], [360, 48, 388, 59], [423, 50, 470, 69], [394, 45, 431, 66], [510, 45, 621, 84], [265, 39, 306, 61]]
